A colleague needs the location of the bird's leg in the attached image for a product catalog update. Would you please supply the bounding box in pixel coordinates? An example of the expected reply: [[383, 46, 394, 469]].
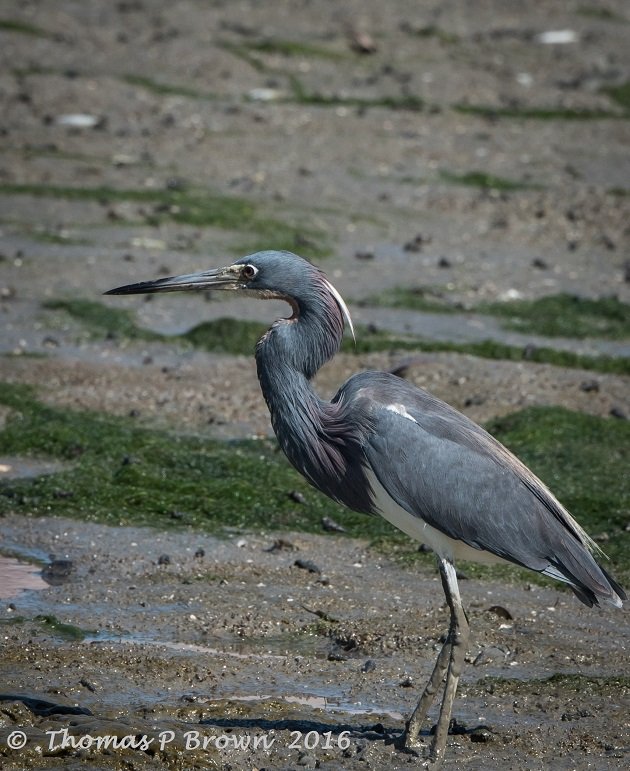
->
[[403, 635, 451, 749], [427, 558, 470, 766], [401, 558, 469, 767]]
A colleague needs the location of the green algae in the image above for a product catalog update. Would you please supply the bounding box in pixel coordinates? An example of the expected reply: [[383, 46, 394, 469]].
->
[[0, 183, 329, 258], [35, 614, 94, 641], [454, 104, 627, 120], [363, 288, 630, 342], [46, 298, 630, 375], [0, 18, 48, 36], [439, 170, 541, 191], [0, 384, 627, 584], [478, 294, 630, 340]]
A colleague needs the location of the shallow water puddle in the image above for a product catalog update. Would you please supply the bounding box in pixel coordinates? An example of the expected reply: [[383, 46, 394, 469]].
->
[[81, 634, 406, 720], [84, 635, 290, 660], [0, 456, 67, 479], [225, 693, 405, 721], [84, 632, 329, 659], [0, 555, 48, 598]]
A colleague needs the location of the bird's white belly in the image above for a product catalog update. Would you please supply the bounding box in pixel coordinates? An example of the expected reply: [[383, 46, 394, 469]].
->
[[365, 468, 508, 566]]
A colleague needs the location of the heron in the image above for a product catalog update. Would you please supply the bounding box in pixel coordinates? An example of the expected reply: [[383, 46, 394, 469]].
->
[[107, 250, 625, 766]]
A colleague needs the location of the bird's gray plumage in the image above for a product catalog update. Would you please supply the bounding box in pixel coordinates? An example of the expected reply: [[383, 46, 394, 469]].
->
[[238, 252, 623, 609], [350, 373, 624, 607], [106, 249, 625, 764]]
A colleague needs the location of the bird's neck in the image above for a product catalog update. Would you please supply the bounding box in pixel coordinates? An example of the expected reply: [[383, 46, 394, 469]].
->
[[257, 288, 345, 381], [254, 299, 374, 515], [255, 308, 341, 413], [254, 300, 344, 470]]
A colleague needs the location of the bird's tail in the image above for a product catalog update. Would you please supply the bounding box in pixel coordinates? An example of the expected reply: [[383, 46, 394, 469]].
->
[[543, 541, 625, 608]]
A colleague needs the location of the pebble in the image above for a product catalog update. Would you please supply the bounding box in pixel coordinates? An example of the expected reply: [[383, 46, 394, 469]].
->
[[265, 538, 296, 553], [536, 29, 578, 45], [473, 645, 509, 666], [403, 233, 431, 252], [486, 604, 513, 620], [42, 559, 73, 585], [321, 516, 346, 533], [464, 394, 485, 407], [288, 490, 306, 504], [56, 113, 101, 128], [470, 727, 496, 743], [294, 558, 321, 574]]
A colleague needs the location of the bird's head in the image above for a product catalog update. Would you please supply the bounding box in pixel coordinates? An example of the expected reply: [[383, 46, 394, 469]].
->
[[105, 250, 354, 338]]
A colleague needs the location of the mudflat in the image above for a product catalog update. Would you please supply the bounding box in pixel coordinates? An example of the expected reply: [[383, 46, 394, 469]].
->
[[1, 1, 629, 769]]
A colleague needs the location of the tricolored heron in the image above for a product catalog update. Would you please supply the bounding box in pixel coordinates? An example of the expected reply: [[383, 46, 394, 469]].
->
[[107, 250, 625, 766]]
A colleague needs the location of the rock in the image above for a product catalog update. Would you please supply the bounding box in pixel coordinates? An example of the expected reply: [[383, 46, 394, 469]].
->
[[265, 538, 296, 553], [248, 88, 283, 102], [470, 727, 496, 742], [403, 233, 431, 252], [486, 605, 513, 620], [294, 559, 321, 574], [288, 490, 306, 504], [56, 113, 102, 128], [535, 29, 578, 45], [473, 645, 509, 666], [42, 559, 73, 585], [321, 516, 346, 533], [347, 28, 377, 54]]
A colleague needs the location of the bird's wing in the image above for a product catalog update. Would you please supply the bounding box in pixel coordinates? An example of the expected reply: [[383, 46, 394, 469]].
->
[[346, 373, 603, 581]]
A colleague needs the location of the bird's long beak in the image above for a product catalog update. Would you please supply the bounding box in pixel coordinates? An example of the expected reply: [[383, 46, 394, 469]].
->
[[105, 265, 243, 295]]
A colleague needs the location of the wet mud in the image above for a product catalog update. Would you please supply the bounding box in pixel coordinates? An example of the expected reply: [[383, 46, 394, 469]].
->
[[1, 515, 629, 770], [1, 0, 629, 769]]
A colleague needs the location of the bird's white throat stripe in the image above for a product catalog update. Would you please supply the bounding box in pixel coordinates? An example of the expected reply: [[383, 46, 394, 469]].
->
[[323, 278, 355, 342], [386, 403, 418, 423]]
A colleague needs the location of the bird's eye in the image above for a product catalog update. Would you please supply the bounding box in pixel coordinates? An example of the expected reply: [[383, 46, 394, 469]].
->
[[242, 264, 258, 280]]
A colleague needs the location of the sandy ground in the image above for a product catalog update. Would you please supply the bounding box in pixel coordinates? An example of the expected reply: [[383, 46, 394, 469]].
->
[[1, 1, 629, 769]]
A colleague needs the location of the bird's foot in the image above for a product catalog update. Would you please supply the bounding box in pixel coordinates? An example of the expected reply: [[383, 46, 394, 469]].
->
[[395, 731, 423, 756], [396, 731, 445, 768]]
